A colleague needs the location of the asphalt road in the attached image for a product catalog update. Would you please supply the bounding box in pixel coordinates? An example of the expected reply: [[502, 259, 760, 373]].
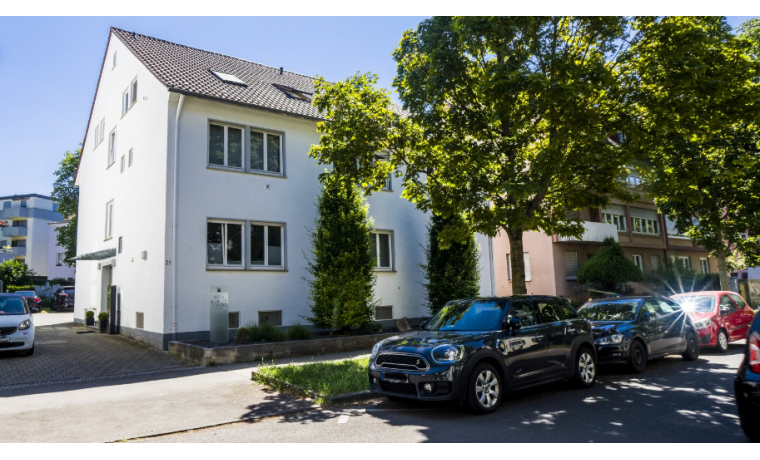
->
[[136, 343, 750, 443]]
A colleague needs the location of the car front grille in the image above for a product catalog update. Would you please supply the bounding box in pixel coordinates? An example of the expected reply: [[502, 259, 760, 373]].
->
[[0, 327, 17, 336], [375, 353, 430, 371], [380, 380, 418, 395]]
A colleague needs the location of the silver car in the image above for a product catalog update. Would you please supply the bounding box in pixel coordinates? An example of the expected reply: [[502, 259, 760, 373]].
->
[[0, 293, 35, 356]]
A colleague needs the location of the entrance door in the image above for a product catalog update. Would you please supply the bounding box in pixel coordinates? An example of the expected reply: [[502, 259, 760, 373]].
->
[[100, 265, 112, 314]]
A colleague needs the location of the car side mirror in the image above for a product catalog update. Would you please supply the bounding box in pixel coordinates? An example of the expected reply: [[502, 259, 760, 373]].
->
[[508, 316, 522, 330], [720, 306, 730, 315], [642, 312, 652, 322], [419, 320, 428, 330]]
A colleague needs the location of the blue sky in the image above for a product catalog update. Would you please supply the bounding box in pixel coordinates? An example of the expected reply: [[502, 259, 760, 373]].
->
[[0, 16, 756, 198]]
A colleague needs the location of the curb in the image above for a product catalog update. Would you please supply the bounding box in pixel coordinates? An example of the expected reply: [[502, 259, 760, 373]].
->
[[251, 370, 375, 405]]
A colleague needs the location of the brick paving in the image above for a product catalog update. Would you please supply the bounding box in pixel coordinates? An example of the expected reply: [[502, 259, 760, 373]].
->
[[0, 323, 195, 390]]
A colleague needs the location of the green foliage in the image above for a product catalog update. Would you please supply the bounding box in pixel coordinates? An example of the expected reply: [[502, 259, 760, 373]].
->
[[310, 17, 637, 295], [0, 260, 36, 291], [737, 18, 760, 61], [257, 322, 286, 343], [40, 296, 53, 309], [305, 174, 377, 332], [85, 310, 95, 319], [646, 260, 721, 295], [255, 357, 370, 404], [234, 326, 253, 344], [577, 238, 643, 293], [422, 214, 480, 314], [97, 312, 109, 321], [49, 278, 75, 286], [7, 285, 35, 292], [286, 323, 312, 341], [51, 148, 81, 266], [624, 17, 760, 290]]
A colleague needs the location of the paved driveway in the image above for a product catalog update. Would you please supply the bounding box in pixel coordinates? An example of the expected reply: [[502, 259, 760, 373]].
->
[[0, 314, 195, 390]]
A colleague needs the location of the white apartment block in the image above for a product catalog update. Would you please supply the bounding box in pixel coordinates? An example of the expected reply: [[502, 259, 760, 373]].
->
[[74, 28, 494, 349]]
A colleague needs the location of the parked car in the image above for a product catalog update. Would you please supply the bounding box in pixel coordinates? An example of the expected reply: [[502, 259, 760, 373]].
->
[[368, 296, 597, 414], [577, 296, 699, 373], [0, 293, 35, 356], [53, 286, 75, 310], [671, 291, 755, 352], [14, 290, 40, 313], [735, 312, 760, 442]]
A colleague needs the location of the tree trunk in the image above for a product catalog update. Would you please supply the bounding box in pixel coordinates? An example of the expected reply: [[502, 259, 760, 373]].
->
[[716, 247, 729, 291], [507, 228, 527, 295]]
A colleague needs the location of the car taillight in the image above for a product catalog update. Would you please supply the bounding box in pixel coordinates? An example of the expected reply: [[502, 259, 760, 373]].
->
[[750, 332, 760, 374], [35, 297, 40, 302]]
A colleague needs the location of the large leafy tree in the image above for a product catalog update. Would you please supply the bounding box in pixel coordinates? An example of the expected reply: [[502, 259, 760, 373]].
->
[[51, 148, 81, 266], [625, 17, 760, 290], [0, 260, 36, 291], [422, 214, 480, 315], [310, 17, 636, 295], [305, 174, 377, 332], [737, 18, 760, 60]]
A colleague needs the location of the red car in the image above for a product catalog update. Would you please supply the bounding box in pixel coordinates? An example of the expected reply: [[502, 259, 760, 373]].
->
[[672, 291, 756, 352]]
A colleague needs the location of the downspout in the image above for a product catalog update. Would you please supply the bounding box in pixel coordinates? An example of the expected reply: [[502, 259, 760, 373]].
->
[[488, 236, 495, 296], [171, 94, 185, 341]]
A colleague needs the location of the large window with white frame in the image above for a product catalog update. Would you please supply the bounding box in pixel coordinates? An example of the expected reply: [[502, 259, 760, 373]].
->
[[250, 222, 284, 267], [602, 212, 627, 232], [631, 217, 660, 235], [371, 231, 393, 269], [207, 221, 243, 266], [250, 129, 282, 174], [632, 254, 643, 273], [507, 253, 532, 282], [208, 123, 243, 169], [700, 258, 710, 274], [108, 129, 116, 166], [105, 201, 114, 240], [130, 78, 138, 106], [94, 118, 105, 148], [121, 87, 130, 116]]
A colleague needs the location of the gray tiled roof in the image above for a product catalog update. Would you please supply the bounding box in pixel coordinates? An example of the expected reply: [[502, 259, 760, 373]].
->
[[111, 27, 325, 120]]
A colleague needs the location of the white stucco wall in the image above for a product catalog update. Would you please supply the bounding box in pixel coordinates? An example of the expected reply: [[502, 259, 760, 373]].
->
[[46, 223, 76, 280], [74, 33, 171, 334]]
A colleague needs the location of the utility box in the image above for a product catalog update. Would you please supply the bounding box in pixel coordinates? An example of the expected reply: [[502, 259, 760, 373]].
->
[[209, 286, 229, 344]]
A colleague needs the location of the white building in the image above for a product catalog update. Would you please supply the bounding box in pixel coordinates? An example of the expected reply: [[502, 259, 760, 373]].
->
[[0, 194, 63, 277], [46, 222, 76, 281], [74, 28, 494, 350]]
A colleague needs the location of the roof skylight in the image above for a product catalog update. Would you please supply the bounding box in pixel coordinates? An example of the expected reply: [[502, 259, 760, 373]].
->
[[273, 84, 311, 101], [209, 70, 246, 86]]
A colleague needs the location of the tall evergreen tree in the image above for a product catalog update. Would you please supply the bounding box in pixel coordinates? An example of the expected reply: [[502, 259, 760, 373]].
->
[[422, 214, 480, 314], [306, 174, 377, 332]]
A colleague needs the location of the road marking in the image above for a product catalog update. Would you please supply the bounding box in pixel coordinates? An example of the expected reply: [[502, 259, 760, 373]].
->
[[338, 410, 352, 424], [35, 340, 68, 345]]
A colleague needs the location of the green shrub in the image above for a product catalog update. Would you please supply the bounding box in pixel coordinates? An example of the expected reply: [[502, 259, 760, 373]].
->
[[85, 310, 95, 319], [40, 296, 53, 309], [49, 278, 75, 286], [287, 323, 312, 341], [577, 237, 643, 293], [7, 285, 35, 293], [234, 326, 253, 344], [97, 312, 108, 321], [258, 322, 286, 343]]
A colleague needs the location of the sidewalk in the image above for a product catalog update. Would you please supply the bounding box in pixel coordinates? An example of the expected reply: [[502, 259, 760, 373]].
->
[[0, 350, 373, 443]]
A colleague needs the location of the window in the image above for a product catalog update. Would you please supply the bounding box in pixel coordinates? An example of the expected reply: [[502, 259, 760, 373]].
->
[[273, 83, 310, 101], [259, 310, 282, 326], [650, 254, 661, 271], [210, 70, 246, 85], [375, 306, 393, 320], [208, 123, 243, 169], [228, 312, 240, 329], [130, 78, 138, 106], [631, 217, 660, 235], [382, 173, 392, 191], [564, 251, 579, 280], [633, 254, 643, 273], [206, 221, 243, 266], [729, 293, 747, 310], [120, 155, 125, 173], [719, 295, 737, 313], [105, 201, 114, 240], [118, 237, 123, 254], [128, 149, 133, 167], [121, 87, 130, 115], [108, 130, 116, 166], [626, 175, 643, 187], [136, 312, 144, 329], [507, 253, 531, 282], [250, 129, 282, 174], [677, 256, 691, 270], [602, 213, 627, 232], [56, 252, 65, 266], [94, 118, 105, 148], [537, 301, 562, 323], [700, 258, 710, 274], [250, 223, 284, 267], [371, 231, 393, 269]]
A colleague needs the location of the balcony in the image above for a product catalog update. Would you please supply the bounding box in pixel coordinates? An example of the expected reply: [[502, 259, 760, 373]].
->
[[1, 226, 27, 237], [9, 247, 26, 257], [0, 207, 29, 219], [557, 222, 619, 243]]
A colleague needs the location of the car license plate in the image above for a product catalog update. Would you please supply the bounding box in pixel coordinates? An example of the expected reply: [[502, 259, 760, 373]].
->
[[0, 336, 9, 343], [382, 372, 409, 383]]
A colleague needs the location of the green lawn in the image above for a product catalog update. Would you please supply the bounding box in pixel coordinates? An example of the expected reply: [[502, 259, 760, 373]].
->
[[255, 356, 370, 404]]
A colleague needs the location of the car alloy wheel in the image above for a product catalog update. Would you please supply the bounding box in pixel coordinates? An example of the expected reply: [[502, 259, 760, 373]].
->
[[717, 330, 729, 353], [467, 363, 502, 414], [575, 349, 596, 387], [682, 332, 699, 361]]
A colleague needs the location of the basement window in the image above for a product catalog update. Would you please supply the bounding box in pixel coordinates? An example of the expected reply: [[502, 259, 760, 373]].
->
[[209, 70, 247, 86], [258, 310, 282, 326]]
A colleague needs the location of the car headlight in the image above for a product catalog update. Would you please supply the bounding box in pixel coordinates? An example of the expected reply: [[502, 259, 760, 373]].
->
[[692, 318, 712, 330], [18, 319, 31, 331], [431, 344, 464, 363], [371, 336, 398, 358], [595, 334, 623, 345]]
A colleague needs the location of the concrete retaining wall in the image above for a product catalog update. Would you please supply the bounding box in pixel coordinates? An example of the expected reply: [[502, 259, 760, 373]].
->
[[168, 332, 398, 366]]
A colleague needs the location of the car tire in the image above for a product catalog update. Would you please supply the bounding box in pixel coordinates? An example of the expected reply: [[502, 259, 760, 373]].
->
[[716, 329, 729, 353], [682, 332, 699, 361], [21, 345, 34, 356], [466, 363, 502, 414], [628, 340, 647, 374], [573, 346, 596, 389], [739, 411, 760, 442]]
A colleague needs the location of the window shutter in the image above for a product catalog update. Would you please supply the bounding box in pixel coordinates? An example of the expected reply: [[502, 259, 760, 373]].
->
[[564, 251, 579, 280], [524, 253, 531, 282]]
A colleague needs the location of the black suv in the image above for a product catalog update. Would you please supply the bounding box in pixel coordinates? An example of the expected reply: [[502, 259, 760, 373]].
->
[[368, 296, 596, 414], [735, 311, 760, 442], [577, 296, 700, 373]]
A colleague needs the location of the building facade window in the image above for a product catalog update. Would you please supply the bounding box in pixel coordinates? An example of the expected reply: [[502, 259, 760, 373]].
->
[[631, 217, 660, 235], [375, 306, 393, 320], [564, 251, 579, 280], [208, 123, 243, 169], [602, 212, 627, 232], [676, 256, 692, 270], [105, 201, 114, 240], [108, 130, 117, 166], [206, 221, 243, 266], [128, 148, 134, 167], [633, 254, 643, 273], [250, 222, 284, 267], [507, 253, 531, 282], [206, 219, 285, 269], [250, 130, 282, 174], [371, 231, 393, 269], [120, 155, 125, 173], [259, 310, 282, 326], [121, 87, 130, 115], [94, 118, 106, 148], [700, 258, 710, 274], [56, 252, 65, 266], [130, 78, 138, 106], [228, 312, 240, 329]]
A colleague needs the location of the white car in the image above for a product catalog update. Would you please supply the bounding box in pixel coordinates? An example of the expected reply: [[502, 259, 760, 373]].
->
[[0, 294, 35, 356]]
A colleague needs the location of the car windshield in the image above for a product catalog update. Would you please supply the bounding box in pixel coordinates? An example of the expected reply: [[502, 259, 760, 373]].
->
[[577, 299, 640, 322], [0, 297, 27, 315], [16, 291, 35, 297], [425, 300, 506, 332], [63, 288, 75, 294], [672, 295, 716, 313]]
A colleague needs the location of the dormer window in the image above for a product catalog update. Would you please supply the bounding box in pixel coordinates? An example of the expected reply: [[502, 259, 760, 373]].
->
[[209, 70, 247, 86], [273, 84, 310, 101]]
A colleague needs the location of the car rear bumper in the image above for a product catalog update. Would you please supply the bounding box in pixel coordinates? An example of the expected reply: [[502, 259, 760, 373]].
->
[[735, 369, 760, 430]]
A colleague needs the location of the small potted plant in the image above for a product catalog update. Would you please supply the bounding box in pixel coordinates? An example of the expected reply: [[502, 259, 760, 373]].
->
[[98, 312, 109, 333], [85, 310, 95, 326]]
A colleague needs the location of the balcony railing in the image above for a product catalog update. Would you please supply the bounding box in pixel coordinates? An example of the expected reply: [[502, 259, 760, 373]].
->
[[0, 207, 28, 219], [1, 226, 27, 237], [557, 222, 619, 243]]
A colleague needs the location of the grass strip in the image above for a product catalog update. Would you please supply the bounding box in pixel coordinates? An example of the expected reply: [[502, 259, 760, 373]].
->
[[255, 357, 370, 404]]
